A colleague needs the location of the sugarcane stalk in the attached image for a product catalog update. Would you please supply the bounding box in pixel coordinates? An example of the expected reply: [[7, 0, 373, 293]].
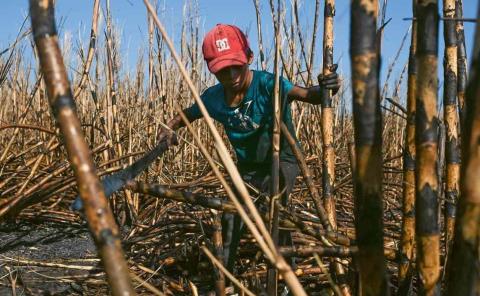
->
[[415, 0, 441, 294], [253, 0, 267, 71], [445, 5, 480, 295], [397, 1, 417, 294], [320, 1, 351, 294], [443, 0, 460, 268], [280, 246, 355, 258], [126, 181, 237, 213], [455, 0, 467, 124], [280, 122, 332, 232], [279, 122, 351, 246], [29, 1, 135, 295], [126, 180, 351, 247], [350, 1, 389, 294], [201, 246, 255, 296], [147, 6, 155, 150], [292, 0, 313, 85], [267, 0, 282, 293], [321, 0, 336, 230], [73, 0, 99, 98], [310, 0, 321, 86], [280, 245, 397, 261], [105, 0, 122, 160], [212, 213, 226, 296]]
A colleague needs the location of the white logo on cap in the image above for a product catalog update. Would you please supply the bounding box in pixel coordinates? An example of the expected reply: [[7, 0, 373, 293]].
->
[[215, 38, 230, 52]]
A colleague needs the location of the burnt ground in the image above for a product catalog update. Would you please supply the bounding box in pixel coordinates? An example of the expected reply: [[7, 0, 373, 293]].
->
[[0, 220, 103, 295]]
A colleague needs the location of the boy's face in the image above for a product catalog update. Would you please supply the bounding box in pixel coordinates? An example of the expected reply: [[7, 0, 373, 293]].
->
[[214, 63, 250, 93]]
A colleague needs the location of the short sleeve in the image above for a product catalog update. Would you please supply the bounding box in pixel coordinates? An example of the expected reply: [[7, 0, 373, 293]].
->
[[183, 102, 201, 120], [263, 72, 294, 100], [280, 76, 294, 96], [183, 90, 213, 120]]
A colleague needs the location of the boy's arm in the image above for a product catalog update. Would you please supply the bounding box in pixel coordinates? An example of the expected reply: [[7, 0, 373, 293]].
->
[[287, 85, 323, 105], [287, 65, 340, 105], [158, 107, 202, 141]]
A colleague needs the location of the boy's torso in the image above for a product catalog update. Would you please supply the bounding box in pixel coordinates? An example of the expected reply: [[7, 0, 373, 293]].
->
[[189, 70, 300, 168]]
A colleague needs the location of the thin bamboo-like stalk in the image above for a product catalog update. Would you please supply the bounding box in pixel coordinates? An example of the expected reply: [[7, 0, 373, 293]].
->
[[105, 1, 122, 159], [280, 123, 332, 231], [143, 2, 307, 294], [350, 1, 389, 294], [211, 212, 226, 296], [443, 0, 460, 265], [28, 1, 135, 295], [201, 247, 255, 296], [17, 137, 56, 195], [126, 181, 237, 213], [267, 0, 282, 293], [146, 7, 155, 149], [397, 1, 417, 294], [415, 0, 440, 294], [148, 9, 154, 101], [292, 0, 312, 85], [73, 0, 99, 98], [253, 0, 267, 71], [0, 73, 43, 163], [280, 246, 355, 258], [445, 5, 480, 295], [309, 0, 320, 84]]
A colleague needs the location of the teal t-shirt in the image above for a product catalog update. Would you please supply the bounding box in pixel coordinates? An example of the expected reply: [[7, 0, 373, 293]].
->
[[185, 70, 299, 170]]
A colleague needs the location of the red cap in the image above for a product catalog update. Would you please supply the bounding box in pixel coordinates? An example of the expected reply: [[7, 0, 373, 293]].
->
[[202, 24, 251, 74]]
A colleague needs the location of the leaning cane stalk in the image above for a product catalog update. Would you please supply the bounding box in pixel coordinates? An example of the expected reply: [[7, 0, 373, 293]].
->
[[446, 5, 480, 295], [309, 0, 321, 85], [442, 0, 460, 270], [73, 0, 99, 98], [415, 0, 441, 294], [29, 1, 135, 295], [143, 1, 307, 294], [292, 0, 312, 85], [280, 122, 332, 232], [350, 0, 389, 294], [397, 1, 417, 294], [201, 247, 256, 296], [126, 179, 351, 247]]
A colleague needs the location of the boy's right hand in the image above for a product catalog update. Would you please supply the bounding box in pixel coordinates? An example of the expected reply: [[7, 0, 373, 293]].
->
[[317, 64, 340, 96], [158, 129, 178, 146]]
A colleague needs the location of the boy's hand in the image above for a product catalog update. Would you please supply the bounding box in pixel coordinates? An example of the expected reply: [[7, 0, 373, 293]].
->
[[157, 129, 178, 146], [317, 64, 340, 96]]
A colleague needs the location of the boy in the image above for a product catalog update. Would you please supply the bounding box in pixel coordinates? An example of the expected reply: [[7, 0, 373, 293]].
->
[[162, 24, 340, 271]]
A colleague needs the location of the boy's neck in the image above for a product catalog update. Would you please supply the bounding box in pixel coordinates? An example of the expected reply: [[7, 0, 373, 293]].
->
[[224, 70, 253, 107]]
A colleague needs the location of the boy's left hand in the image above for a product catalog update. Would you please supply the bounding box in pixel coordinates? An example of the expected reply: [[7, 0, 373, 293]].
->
[[317, 64, 340, 95]]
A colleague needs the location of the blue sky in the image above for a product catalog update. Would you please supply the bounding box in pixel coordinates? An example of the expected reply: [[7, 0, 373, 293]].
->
[[0, 1, 478, 99]]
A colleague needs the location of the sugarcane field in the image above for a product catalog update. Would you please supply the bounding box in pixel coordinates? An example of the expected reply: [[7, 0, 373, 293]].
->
[[1, 0, 480, 295]]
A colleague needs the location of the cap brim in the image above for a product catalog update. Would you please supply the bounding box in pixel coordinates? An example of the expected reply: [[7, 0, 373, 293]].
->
[[207, 52, 248, 74]]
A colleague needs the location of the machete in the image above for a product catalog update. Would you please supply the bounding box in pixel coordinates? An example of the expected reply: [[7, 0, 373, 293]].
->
[[71, 135, 176, 211]]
